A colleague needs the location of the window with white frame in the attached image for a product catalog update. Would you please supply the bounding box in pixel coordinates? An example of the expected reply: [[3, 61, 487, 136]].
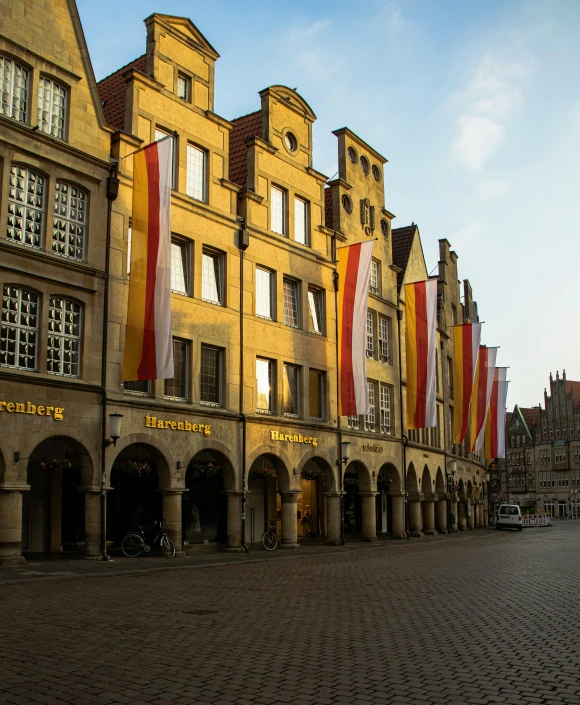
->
[[348, 415, 360, 430], [271, 186, 286, 236], [46, 297, 81, 377], [0, 55, 28, 123], [1, 285, 38, 371], [171, 239, 190, 295], [177, 74, 191, 101], [369, 259, 380, 295], [294, 197, 308, 245], [202, 247, 224, 305], [37, 76, 67, 139], [380, 383, 392, 434], [256, 358, 273, 413], [366, 310, 375, 358], [200, 345, 222, 406], [283, 363, 300, 416], [155, 129, 176, 189], [7, 165, 45, 248], [164, 339, 188, 401], [308, 369, 325, 420], [52, 182, 87, 260], [378, 315, 390, 363], [186, 144, 206, 202], [365, 380, 376, 432], [255, 267, 273, 319], [283, 277, 299, 327], [308, 286, 324, 334], [123, 380, 150, 395]]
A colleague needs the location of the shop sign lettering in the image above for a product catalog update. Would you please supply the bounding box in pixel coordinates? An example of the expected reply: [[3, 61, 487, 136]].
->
[[270, 430, 318, 448], [362, 444, 383, 453], [0, 400, 64, 421], [145, 416, 211, 436]]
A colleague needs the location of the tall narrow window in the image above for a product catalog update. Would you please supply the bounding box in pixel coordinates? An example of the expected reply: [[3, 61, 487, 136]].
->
[[348, 415, 360, 430], [155, 129, 176, 189], [271, 186, 286, 236], [365, 380, 376, 432], [186, 144, 206, 202], [47, 297, 81, 377], [200, 345, 222, 406], [309, 369, 325, 420], [294, 197, 308, 245], [447, 357, 454, 399], [366, 310, 375, 358], [177, 74, 191, 101], [256, 267, 273, 319], [380, 383, 392, 434], [283, 363, 300, 416], [0, 55, 28, 123], [52, 182, 87, 260], [164, 339, 188, 401], [7, 165, 45, 248], [171, 239, 189, 295], [37, 77, 66, 139], [202, 247, 224, 305], [283, 277, 299, 327], [1, 285, 38, 370], [369, 260, 380, 295], [378, 315, 390, 363], [256, 358, 273, 413], [308, 286, 324, 334]]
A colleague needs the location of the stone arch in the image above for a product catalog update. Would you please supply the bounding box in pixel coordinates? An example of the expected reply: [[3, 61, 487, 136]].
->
[[467, 480, 473, 498], [296, 453, 336, 493], [181, 444, 237, 492], [23, 426, 97, 487], [0, 429, 15, 483], [421, 465, 432, 495], [246, 445, 293, 493], [377, 462, 401, 494], [407, 462, 419, 494], [345, 460, 371, 492], [107, 433, 174, 488], [435, 467, 446, 495]]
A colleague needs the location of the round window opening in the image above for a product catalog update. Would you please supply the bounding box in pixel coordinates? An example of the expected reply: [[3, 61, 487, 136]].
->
[[380, 219, 389, 237], [284, 131, 298, 153], [342, 194, 353, 214], [347, 146, 358, 164], [360, 155, 370, 175], [372, 165, 381, 182]]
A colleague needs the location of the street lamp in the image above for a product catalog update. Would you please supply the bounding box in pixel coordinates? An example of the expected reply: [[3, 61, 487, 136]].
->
[[337, 441, 351, 545], [104, 412, 123, 447], [101, 412, 123, 562]]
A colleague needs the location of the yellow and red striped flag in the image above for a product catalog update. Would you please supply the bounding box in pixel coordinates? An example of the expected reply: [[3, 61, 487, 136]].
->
[[337, 241, 374, 416], [470, 346, 498, 452], [484, 368, 509, 460], [122, 137, 173, 381], [405, 279, 438, 429], [452, 323, 482, 444]]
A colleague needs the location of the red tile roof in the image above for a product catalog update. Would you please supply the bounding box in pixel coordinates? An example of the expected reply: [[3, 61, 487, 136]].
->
[[391, 225, 416, 288], [97, 55, 147, 132], [228, 110, 262, 188], [519, 406, 541, 430], [566, 381, 580, 405], [324, 187, 333, 229]]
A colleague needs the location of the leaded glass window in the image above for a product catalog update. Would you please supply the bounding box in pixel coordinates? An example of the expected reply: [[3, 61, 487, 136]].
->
[[164, 339, 188, 401], [171, 239, 189, 294], [366, 311, 374, 358], [309, 369, 325, 420], [52, 182, 86, 260], [47, 297, 81, 377], [283, 277, 299, 327], [283, 363, 300, 416], [7, 165, 45, 248], [256, 267, 273, 319], [308, 286, 324, 334], [0, 55, 28, 122], [37, 77, 66, 139], [378, 315, 390, 362], [186, 144, 206, 201], [348, 415, 360, 430], [201, 345, 221, 405], [365, 380, 376, 432], [1, 285, 38, 370], [271, 186, 286, 236], [202, 247, 224, 304], [294, 197, 308, 245], [123, 380, 150, 395], [380, 383, 392, 434]]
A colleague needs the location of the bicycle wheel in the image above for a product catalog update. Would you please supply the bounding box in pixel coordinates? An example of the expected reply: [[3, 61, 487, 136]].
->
[[121, 533, 145, 558], [161, 534, 176, 558], [261, 530, 277, 551]]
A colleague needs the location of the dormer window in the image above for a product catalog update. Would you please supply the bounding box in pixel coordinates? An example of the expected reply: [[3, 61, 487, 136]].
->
[[177, 74, 191, 102], [284, 131, 298, 153]]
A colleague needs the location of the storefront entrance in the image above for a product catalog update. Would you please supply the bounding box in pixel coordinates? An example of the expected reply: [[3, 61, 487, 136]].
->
[[182, 451, 228, 546], [247, 455, 277, 543], [343, 471, 361, 534]]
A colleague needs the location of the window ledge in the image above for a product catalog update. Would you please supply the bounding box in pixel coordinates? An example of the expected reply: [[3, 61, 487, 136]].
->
[[256, 314, 273, 321], [256, 409, 273, 415], [200, 401, 221, 408], [202, 298, 223, 306]]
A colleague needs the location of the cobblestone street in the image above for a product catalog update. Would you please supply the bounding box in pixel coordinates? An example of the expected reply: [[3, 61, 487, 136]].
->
[[1, 524, 579, 705]]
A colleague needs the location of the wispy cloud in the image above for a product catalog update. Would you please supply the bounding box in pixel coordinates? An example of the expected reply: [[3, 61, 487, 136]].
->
[[449, 220, 485, 257], [476, 179, 512, 200], [288, 21, 329, 42], [450, 51, 535, 171], [286, 19, 342, 83]]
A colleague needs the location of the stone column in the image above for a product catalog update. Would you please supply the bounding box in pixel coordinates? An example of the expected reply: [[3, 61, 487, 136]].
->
[[409, 496, 424, 537], [50, 471, 63, 553], [280, 492, 300, 549], [422, 498, 437, 536], [161, 490, 184, 555], [360, 492, 378, 542], [324, 492, 341, 545], [451, 499, 458, 531], [83, 489, 101, 558], [479, 503, 485, 528], [391, 493, 406, 539], [467, 501, 475, 529], [458, 501, 467, 530], [224, 491, 244, 553], [436, 498, 448, 534], [0, 488, 27, 565]]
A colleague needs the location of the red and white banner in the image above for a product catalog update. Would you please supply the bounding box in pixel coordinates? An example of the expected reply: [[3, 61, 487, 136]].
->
[[484, 367, 509, 460], [337, 241, 374, 416], [470, 346, 498, 452]]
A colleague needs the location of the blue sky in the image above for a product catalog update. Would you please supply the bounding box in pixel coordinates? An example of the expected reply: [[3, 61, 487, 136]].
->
[[79, 0, 580, 409]]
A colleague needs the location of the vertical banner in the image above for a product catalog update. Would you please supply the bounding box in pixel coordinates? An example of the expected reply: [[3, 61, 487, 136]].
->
[[405, 279, 438, 429], [337, 240, 374, 416], [452, 323, 482, 444], [484, 368, 509, 460], [122, 137, 173, 381], [470, 346, 498, 452]]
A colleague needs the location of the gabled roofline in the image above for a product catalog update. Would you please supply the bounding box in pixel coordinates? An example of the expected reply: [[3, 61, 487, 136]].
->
[[144, 13, 220, 60], [332, 127, 388, 163]]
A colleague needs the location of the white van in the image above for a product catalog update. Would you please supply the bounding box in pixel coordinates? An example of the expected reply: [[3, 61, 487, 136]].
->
[[496, 504, 523, 531]]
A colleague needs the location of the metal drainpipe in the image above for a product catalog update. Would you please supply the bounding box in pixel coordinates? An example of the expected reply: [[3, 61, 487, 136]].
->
[[238, 220, 249, 553], [332, 234, 345, 545], [396, 306, 410, 538], [100, 163, 119, 561]]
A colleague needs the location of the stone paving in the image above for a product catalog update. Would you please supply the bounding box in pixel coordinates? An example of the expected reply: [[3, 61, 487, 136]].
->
[[1, 523, 579, 705]]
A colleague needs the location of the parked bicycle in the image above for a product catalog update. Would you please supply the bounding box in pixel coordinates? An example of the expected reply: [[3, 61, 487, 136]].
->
[[121, 521, 176, 558], [261, 518, 278, 551]]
